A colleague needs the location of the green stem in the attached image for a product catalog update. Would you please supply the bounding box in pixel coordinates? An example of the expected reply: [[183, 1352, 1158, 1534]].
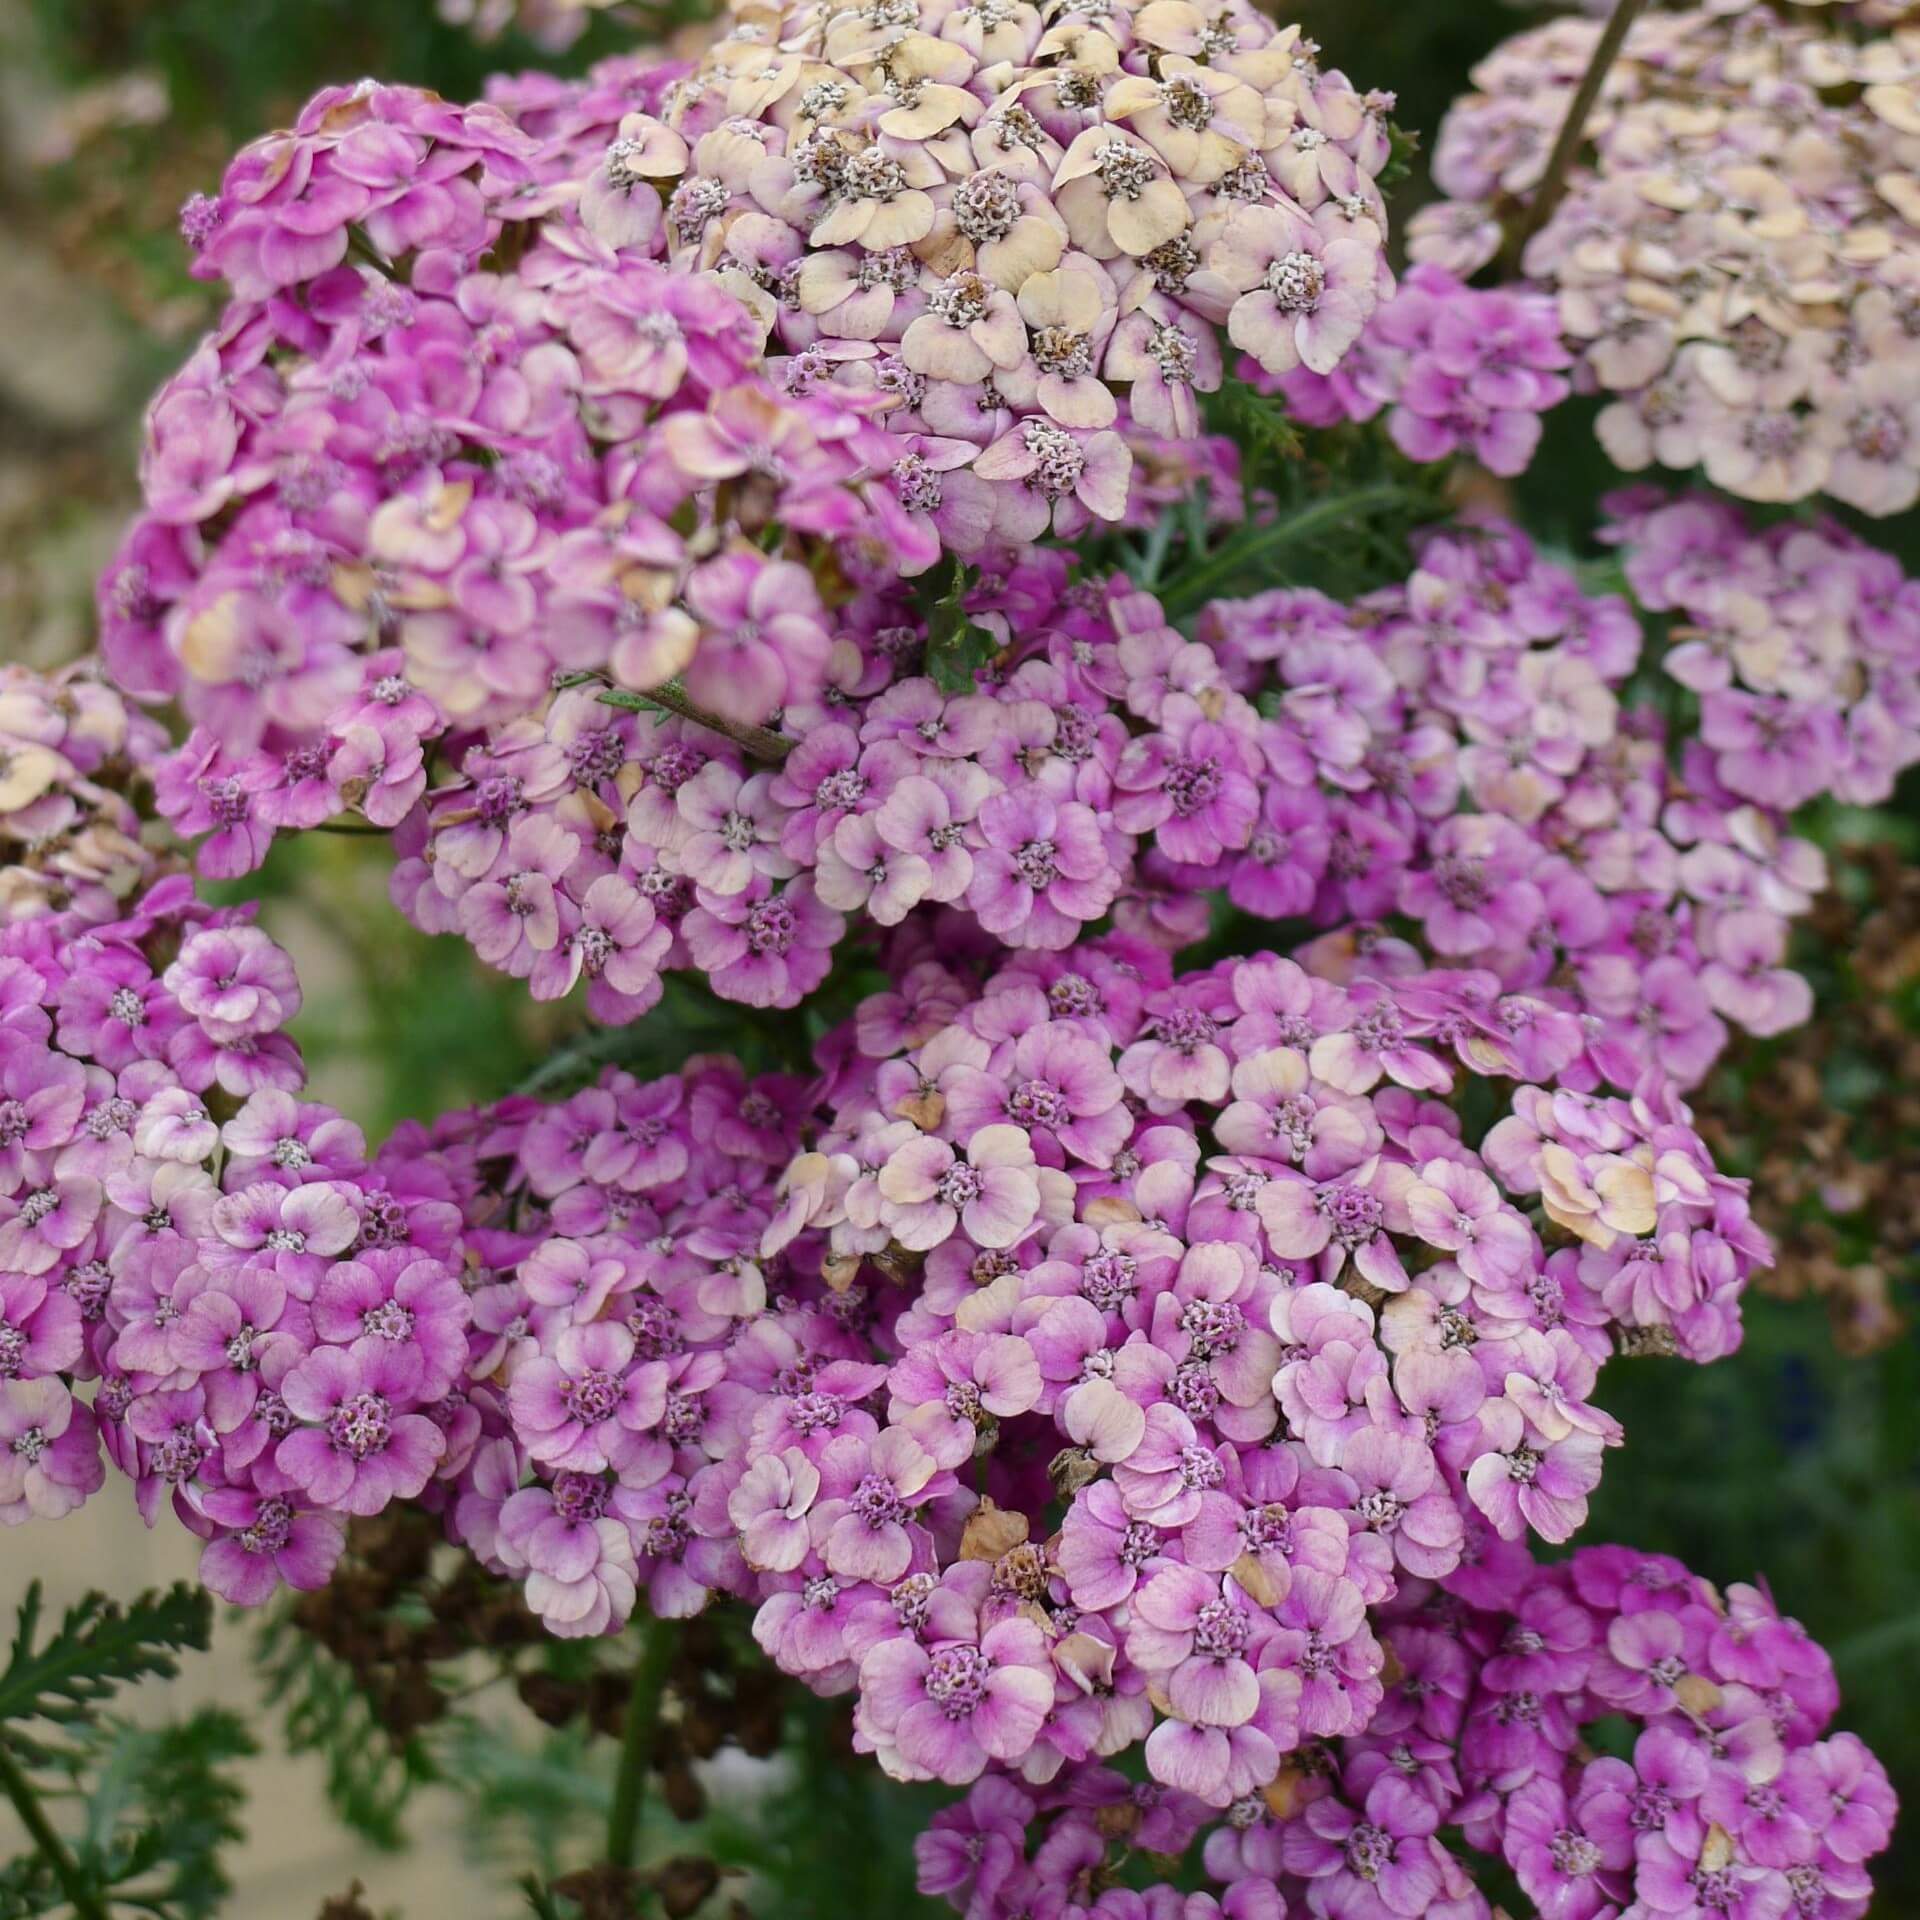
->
[[0, 1743, 108, 1920], [1157, 482, 1422, 620], [604, 1621, 677, 1871], [1509, 0, 1652, 261], [595, 682, 792, 764]]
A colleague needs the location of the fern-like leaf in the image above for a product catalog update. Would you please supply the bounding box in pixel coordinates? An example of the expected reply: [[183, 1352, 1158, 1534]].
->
[[0, 1584, 211, 1734]]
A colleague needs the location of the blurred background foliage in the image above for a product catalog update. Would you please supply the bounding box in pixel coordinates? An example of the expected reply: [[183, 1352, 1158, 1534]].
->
[[0, 0, 1915, 1911]]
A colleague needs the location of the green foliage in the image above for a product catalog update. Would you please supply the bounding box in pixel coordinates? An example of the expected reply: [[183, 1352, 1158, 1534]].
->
[[0, 1583, 210, 1763], [922, 558, 997, 693], [1379, 121, 1423, 192], [253, 1605, 442, 1852], [0, 1588, 250, 1920], [1205, 378, 1304, 472]]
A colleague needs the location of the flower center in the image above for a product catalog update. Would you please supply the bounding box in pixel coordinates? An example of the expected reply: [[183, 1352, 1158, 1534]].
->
[[361, 1299, 415, 1342], [564, 1368, 625, 1425], [327, 1391, 392, 1458], [952, 170, 1020, 242], [924, 1644, 993, 1717], [746, 898, 796, 954], [1264, 251, 1325, 312]]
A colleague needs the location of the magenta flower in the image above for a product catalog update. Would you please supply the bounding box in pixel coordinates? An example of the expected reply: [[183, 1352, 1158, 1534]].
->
[[507, 1321, 663, 1474], [679, 549, 834, 729], [1404, 1158, 1533, 1286], [276, 1343, 446, 1516], [946, 1024, 1130, 1166], [0, 1273, 83, 1382], [197, 1490, 345, 1605], [808, 1427, 942, 1584], [1466, 1398, 1607, 1544], [1214, 210, 1376, 378], [169, 1264, 310, 1432], [1503, 1774, 1631, 1920], [0, 1377, 102, 1521], [209, 1180, 362, 1297], [728, 1446, 821, 1574], [310, 1251, 469, 1402], [498, 1473, 642, 1638], [459, 817, 580, 976], [1281, 1773, 1447, 1916], [162, 924, 302, 1040], [877, 1124, 1052, 1252], [856, 1563, 1055, 1784], [682, 877, 842, 1009], [967, 788, 1119, 950]]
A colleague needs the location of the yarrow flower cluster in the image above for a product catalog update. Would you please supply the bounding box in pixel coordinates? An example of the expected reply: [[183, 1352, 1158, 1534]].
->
[[0, 621, 1897, 1909], [319, 499, 1914, 1045], [1253, 261, 1572, 477], [100, 0, 1402, 907], [915, 1544, 1896, 1920], [1603, 487, 1920, 810], [108, 74, 909, 767], [1198, 506, 1907, 1092], [0, 875, 372, 1559], [643, 0, 1399, 456], [1412, 2, 1920, 513], [0, 664, 171, 928], [8, 0, 1909, 1899]]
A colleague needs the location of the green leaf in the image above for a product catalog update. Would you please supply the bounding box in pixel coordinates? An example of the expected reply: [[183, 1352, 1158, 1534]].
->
[[443, 1717, 608, 1884], [1156, 481, 1428, 620], [83, 1709, 255, 1917], [1206, 379, 1304, 469], [0, 1584, 211, 1735], [924, 558, 994, 693], [1380, 120, 1422, 191]]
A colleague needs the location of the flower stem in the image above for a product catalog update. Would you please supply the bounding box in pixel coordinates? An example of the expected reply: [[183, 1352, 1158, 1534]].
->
[[605, 1620, 677, 1871], [594, 682, 792, 764], [1510, 0, 1652, 259], [0, 1744, 108, 1920]]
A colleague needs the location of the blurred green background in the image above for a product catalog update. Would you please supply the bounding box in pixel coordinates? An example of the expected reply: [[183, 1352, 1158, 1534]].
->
[[0, 0, 1914, 1909]]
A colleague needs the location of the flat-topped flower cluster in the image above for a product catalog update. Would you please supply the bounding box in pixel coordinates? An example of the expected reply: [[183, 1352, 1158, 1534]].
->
[[0, 663, 172, 928], [1412, 2, 1920, 514], [919, 1544, 1895, 1920], [4, 0, 1907, 1899], [1254, 261, 1572, 478], [124, 496, 1920, 1077], [100, 0, 1401, 872], [8, 845, 1887, 1914]]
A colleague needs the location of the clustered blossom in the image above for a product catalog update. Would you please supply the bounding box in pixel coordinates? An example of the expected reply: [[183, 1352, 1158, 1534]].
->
[[0, 877, 376, 1574], [1256, 261, 1572, 477], [1412, 2, 1920, 513], [13, 0, 1910, 1903], [368, 500, 1917, 1045], [643, 0, 1398, 479], [1603, 488, 1920, 809], [356, 936, 1876, 1901], [110, 74, 909, 810], [0, 664, 172, 927], [102, 0, 1402, 900], [916, 1544, 1896, 1920], [0, 632, 1895, 1905], [1197, 506, 1912, 1094]]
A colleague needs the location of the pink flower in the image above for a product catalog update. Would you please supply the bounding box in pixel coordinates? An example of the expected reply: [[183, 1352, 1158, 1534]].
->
[[856, 1563, 1054, 1784], [877, 1124, 1051, 1251]]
